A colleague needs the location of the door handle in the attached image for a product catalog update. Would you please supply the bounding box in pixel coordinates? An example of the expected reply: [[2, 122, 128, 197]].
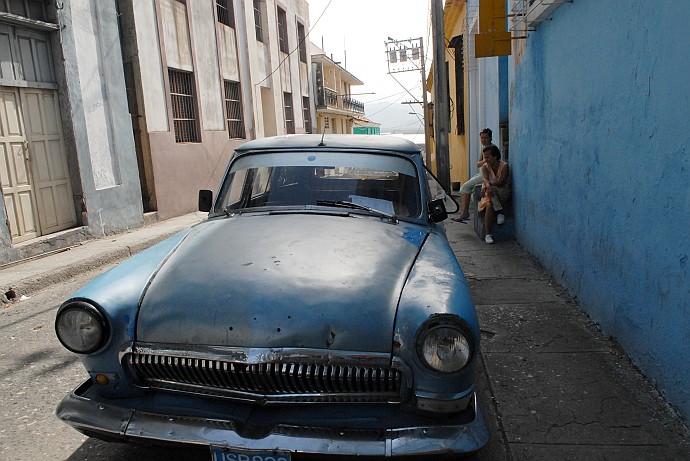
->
[[23, 141, 30, 161]]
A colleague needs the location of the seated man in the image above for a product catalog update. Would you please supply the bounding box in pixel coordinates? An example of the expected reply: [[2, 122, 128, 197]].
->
[[456, 128, 493, 221]]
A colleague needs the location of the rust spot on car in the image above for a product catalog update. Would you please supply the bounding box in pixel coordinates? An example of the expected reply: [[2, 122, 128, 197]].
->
[[326, 331, 336, 348]]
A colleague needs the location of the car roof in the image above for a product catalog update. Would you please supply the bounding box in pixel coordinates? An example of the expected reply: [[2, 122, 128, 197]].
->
[[234, 134, 421, 156]]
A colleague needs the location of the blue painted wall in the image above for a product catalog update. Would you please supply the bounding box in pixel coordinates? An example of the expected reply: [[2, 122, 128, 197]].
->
[[510, 0, 690, 419], [468, 55, 507, 170]]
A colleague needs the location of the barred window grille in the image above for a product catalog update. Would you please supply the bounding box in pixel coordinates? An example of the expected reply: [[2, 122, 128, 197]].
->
[[224, 80, 245, 139], [168, 68, 200, 143], [253, 0, 263, 42], [1, 0, 47, 21], [297, 22, 307, 63], [302, 96, 312, 133], [216, 0, 235, 28], [277, 7, 288, 53], [451, 35, 465, 135], [283, 92, 295, 134]]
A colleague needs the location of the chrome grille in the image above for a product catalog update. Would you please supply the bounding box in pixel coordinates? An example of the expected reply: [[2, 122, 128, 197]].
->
[[124, 352, 404, 404]]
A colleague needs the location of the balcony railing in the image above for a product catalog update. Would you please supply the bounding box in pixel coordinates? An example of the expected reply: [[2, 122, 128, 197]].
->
[[324, 88, 365, 115], [325, 88, 339, 107], [342, 96, 365, 114]]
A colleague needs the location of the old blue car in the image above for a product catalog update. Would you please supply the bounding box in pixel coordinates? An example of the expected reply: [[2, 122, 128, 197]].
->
[[55, 134, 489, 458]]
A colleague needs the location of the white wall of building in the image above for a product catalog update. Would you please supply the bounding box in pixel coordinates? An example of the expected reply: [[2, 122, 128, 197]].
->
[[132, 0, 168, 132]]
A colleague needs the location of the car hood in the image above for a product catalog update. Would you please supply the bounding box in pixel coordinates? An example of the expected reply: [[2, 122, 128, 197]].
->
[[136, 213, 430, 353]]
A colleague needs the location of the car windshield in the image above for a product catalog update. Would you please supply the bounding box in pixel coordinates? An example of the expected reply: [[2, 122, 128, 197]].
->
[[213, 151, 422, 218]]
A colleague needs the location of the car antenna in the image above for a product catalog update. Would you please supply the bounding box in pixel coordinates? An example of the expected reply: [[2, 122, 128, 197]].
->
[[318, 124, 327, 146]]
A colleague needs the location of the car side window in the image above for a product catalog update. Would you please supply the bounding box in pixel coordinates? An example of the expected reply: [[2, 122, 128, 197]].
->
[[224, 169, 248, 208]]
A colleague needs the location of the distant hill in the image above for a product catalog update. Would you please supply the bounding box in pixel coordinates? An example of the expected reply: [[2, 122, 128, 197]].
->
[[364, 101, 424, 135]]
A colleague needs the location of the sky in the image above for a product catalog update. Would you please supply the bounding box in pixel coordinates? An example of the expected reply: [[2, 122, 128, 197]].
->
[[306, 0, 431, 109]]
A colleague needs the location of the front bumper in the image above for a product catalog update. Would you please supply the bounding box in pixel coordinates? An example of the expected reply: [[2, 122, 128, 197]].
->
[[56, 380, 489, 456]]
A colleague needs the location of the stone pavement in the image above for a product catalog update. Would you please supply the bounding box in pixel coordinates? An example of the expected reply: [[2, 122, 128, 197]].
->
[[444, 217, 690, 460], [0, 211, 688, 459]]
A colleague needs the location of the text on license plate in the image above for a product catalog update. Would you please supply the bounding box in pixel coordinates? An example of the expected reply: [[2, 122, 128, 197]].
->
[[210, 446, 291, 461]]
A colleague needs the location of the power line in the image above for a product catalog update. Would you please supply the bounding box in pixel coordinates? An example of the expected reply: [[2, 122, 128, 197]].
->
[[364, 91, 408, 104], [388, 72, 422, 103], [366, 93, 407, 117], [254, 0, 333, 87], [387, 120, 423, 130]]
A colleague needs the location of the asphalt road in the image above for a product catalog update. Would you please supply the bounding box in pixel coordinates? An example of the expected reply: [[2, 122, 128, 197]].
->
[[0, 267, 212, 461]]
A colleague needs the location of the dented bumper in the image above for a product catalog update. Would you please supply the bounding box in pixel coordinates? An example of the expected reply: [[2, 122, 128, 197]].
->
[[57, 379, 489, 457]]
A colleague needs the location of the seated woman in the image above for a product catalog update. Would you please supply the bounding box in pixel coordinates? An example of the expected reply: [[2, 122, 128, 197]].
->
[[478, 145, 511, 244]]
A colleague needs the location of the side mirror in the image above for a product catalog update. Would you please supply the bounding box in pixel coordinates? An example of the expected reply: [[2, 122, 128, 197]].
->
[[424, 168, 459, 222], [429, 198, 448, 223], [198, 190, 213, 212]]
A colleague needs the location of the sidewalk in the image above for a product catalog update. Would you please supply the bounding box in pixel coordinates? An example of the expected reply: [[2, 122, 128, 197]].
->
[[1, 211, 688, 459], [0, 212, 206, 303], [444, 217, 689, 460]]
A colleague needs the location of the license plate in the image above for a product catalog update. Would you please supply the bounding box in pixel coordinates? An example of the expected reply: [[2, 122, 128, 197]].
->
[[209, 446, 291, 461]]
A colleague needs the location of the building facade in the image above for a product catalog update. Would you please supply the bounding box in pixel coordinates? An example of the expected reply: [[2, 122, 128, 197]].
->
[[352, 116, 380, 135], [430, 0, 690, 422], [310, 42, 365, 135], [427, 0, 469, 186], [0, 0, 313, 265], [427, 0, 510, 189], [119, 0, 314, 221], [1, 0, 144, 266], [430, 0, 690, 420]]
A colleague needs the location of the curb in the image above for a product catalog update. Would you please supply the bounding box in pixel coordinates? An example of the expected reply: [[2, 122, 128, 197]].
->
[[2, 232, 179, 304]]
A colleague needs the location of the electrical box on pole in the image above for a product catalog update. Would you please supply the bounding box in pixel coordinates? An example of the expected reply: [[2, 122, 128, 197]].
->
[[384, 36, 431, 166]]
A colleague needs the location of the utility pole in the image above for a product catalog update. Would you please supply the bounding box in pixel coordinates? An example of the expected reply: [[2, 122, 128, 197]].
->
[[431, 0, 451, 192], [419, 37, 431, 167], [384, 36, 430, 165]]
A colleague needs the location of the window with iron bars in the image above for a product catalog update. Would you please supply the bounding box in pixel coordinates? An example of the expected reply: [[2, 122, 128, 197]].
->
[[253, 0, 263, 42], [168, 68, 200, 143], [302, 96, 312, 133], [297, 22, 307, 63], [0, 0, 47, 21], [277, 7, 288, 53], [224, 80, 245, 139], [283, 92, 295, 134], [451, 35, 465, 135], [216, 0, 235, 28]]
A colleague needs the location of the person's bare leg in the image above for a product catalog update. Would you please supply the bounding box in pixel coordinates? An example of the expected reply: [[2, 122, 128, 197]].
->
[[484, 203, 494, 239], [459, 193, 470, 219]]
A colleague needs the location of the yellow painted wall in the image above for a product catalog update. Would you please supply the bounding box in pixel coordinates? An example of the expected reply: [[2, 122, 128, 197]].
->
[[446, 1, 469, 186], [428, 0, 469, 187]]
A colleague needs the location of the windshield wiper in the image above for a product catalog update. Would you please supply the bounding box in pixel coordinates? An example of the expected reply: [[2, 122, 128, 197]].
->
[[316, 200, 398, 224]]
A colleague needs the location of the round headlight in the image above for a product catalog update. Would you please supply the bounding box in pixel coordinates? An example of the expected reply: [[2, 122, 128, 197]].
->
[[418, 322, 472, 373], [55, 301, 108, 354]]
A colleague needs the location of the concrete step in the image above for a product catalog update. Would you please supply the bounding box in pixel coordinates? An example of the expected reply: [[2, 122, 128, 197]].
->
[[474, 214, 515, 242]]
